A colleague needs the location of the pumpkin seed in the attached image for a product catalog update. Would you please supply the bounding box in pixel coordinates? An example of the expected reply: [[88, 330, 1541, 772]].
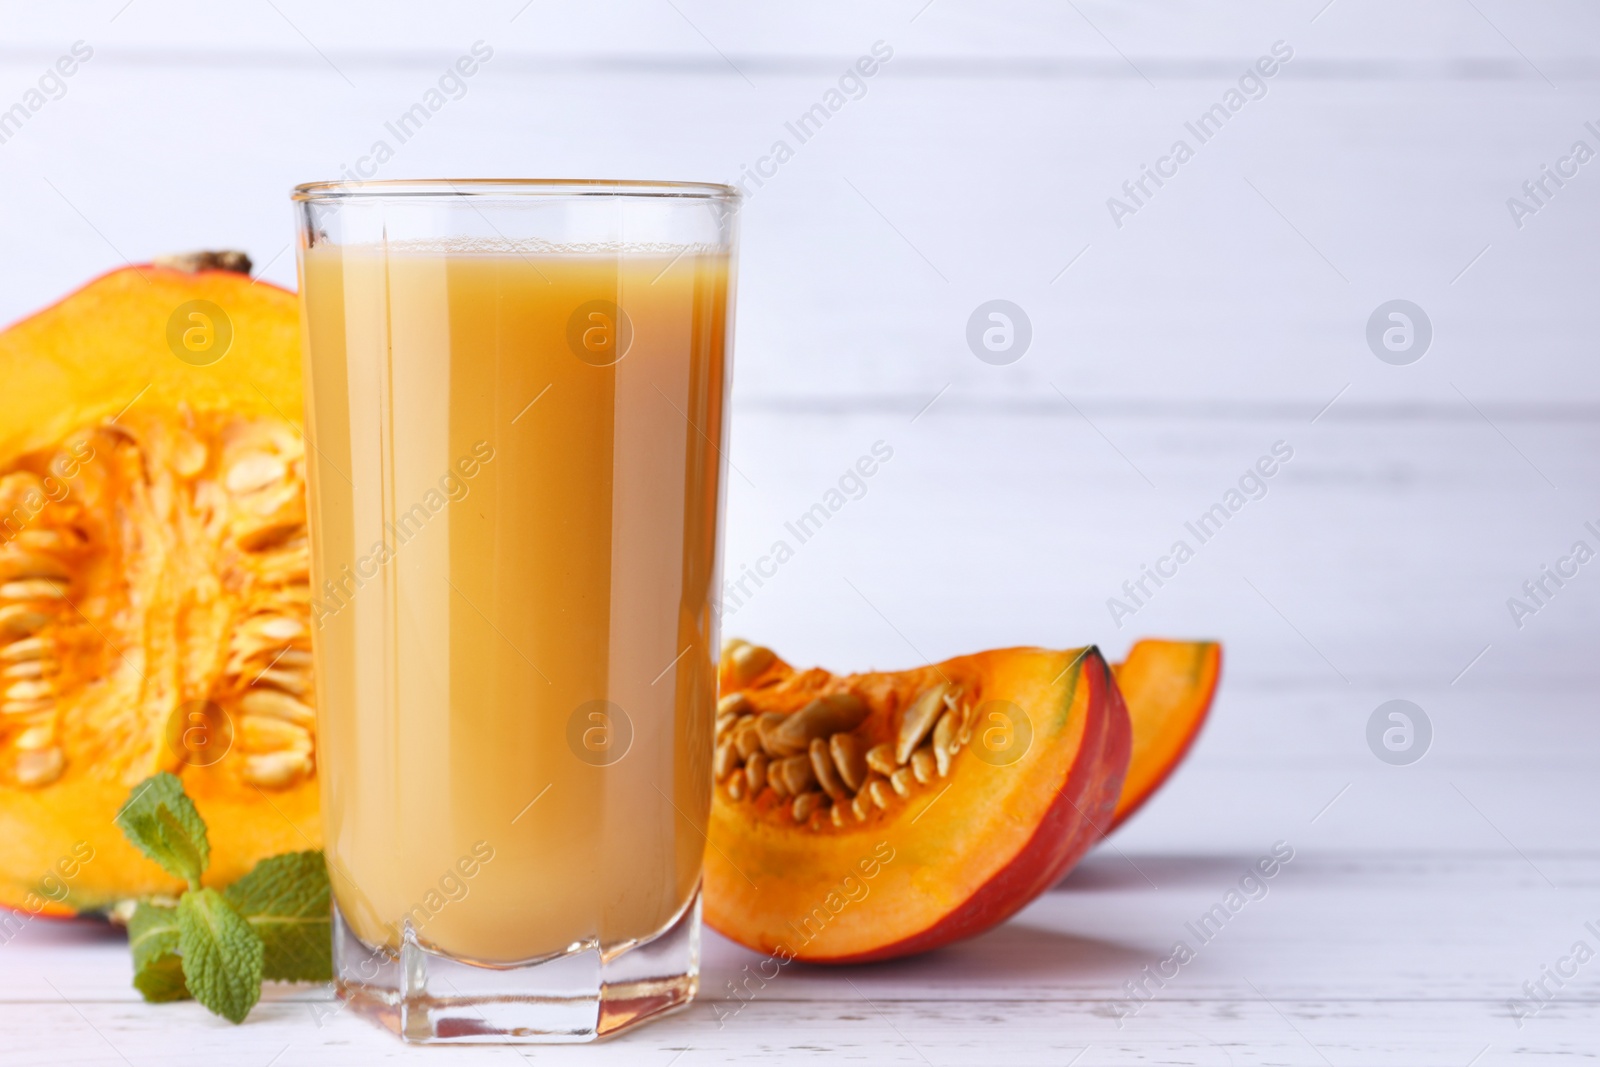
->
[[745, 751, 768, 794], [1, 697, 54, 717], [238, 481, 301, 519], [895, 682, 949, 765], [10, 529, 75, 555], [4, 678, 52, 702], [864, 742, 898, 778], [255, 615, 306, 641], [728, 643, 775, 685], [243, 749, 312, 788], [767, 759, 792, 799], [868, 779, 894, 811], [0, 636, 49, 662], [851, 788, 875, 821], [237, 520, 306, 555], [238, 687, 314, 728], [911, 748, 937, 784], [255, 549, 310, 585], [13, 724, 53, 750], [890, 767, 915, 798], [772, 754, 816, 797], [717, 692, 753, 717], [14, 746, 63, 787], [243, 527, 308, 566], [792, 791, 824, 823], [830, 803, 848, 828], [756, 710, 802, 757], [225, 452, 288, 494], [714, 712, 740, 740], [223, 419, 294, 454], [933, 711, 956, 776], [713, 737, 739, 780], [0, 605, 51, 637], [0, 579, 68, 601], [737, 717, 767, 760], [173, 436, 208, 478], [829, 732, 867, 792], [769, 694, 868, 756], [726, 768, 747, 802], [254, 667, 310, 696], [272, 648, 313, 669], [229, 628, 293, 664], [0, 551, 68, 582], [2, 659, 45, 679], [240, 714, 311, 754], [809, 737, 850, 800]]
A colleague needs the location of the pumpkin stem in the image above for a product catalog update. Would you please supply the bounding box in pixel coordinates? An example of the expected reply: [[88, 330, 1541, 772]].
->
[[151, 251, 253, 276]]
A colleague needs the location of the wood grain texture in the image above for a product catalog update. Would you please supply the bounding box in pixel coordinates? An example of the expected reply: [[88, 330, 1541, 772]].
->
[[0, 1, 1596, 1061], [0, 3, 1595, 403], [4, 853, 1597, 1063]]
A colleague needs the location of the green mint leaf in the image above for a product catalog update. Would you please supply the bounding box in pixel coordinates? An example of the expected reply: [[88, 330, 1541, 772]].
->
[[177, 888, 263, 1024], [128, 902, 189, 1003], [154, 807, 207, 885], [224, 851, 332, 982], [115, 772, 210, 886]]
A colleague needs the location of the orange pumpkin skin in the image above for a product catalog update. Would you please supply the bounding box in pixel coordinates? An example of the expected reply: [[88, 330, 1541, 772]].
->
[[1108, 639, 1222, 831], [0, 259, 320, 917], [704, 645, 1130, 964], [0, 260, 301, 461]]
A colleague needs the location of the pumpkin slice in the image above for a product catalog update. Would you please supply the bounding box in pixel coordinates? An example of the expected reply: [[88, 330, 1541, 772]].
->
[[0, 255, 320, 916], [1108, 639, 1221, 830], [704, 641, 1130, 963]]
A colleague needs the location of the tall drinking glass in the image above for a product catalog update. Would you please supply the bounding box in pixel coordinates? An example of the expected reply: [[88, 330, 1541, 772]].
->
[[291, 179, 738, 1043]]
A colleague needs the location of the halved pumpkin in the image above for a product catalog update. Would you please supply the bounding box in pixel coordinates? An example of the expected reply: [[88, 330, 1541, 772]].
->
[[0, 254, 320, 917], [704, 642, 1130, 963], [1109, 639, 1221, 830]]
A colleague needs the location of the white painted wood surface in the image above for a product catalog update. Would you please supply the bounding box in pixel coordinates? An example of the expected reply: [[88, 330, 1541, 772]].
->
[[5, 850, 1598, 1064], [2, 2, 1598, 1062]]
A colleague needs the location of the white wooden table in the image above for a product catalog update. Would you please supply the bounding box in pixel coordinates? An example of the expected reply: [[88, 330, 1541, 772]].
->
[[3, 2, 1599, 1062], [6, 847, 1596, 1064]]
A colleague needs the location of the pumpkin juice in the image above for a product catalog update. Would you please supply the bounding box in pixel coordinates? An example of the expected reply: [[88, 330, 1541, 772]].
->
[[299, 247, 729, 965]]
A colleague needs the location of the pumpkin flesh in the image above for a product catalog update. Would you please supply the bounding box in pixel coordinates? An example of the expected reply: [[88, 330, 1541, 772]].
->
[[0, 262, 320, 915], [1109, 639, 1221, 830], [705, 645, 1130, 963]]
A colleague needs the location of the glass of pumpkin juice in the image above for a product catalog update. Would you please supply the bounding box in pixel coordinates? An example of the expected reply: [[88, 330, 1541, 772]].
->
[[291, 180, 737, 1043]]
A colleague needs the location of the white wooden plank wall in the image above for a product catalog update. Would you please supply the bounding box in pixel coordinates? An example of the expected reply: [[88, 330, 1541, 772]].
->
[[0, 2, 1597, 1063]]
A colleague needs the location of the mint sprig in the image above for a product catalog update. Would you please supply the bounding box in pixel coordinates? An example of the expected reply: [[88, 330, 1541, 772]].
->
[[177, 888, 265, 1023], [225, 851, 332, 982], [115, 771, 210, 887], [127, 902, 186, 1002], [116, 774, 333, 1023]]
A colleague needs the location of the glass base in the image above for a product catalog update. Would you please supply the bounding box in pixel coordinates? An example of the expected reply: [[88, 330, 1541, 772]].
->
[[332, 887, 701, 1044]]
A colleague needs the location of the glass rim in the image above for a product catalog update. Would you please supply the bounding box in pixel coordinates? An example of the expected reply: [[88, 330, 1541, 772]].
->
[[292, 178, 739, 203]]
